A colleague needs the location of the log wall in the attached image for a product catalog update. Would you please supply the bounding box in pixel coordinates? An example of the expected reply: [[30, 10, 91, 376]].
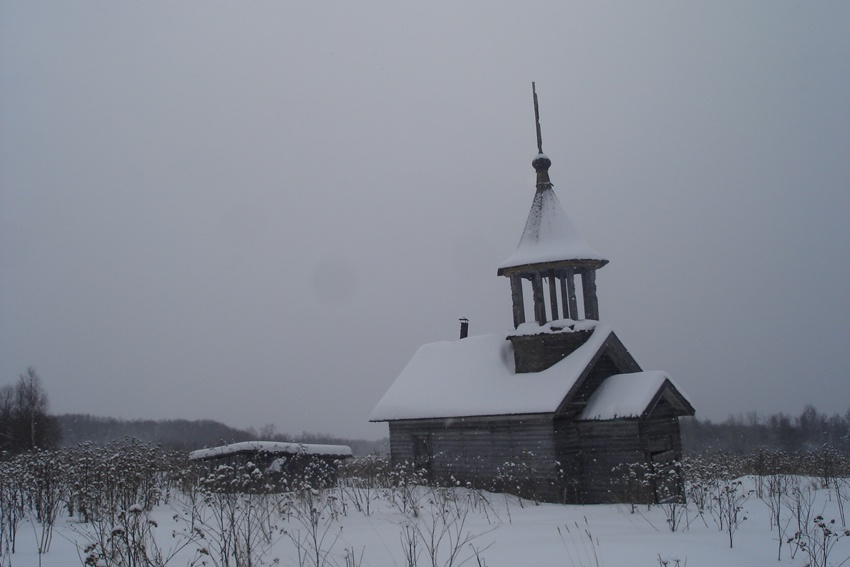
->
[[386, 402, 686, 504], [574, 420, 645, 503], [389, 416, 563, 501], [509, 330, 593, 373]]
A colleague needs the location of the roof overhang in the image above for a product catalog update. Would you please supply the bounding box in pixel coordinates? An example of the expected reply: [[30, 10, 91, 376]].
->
[[497, 258, 609, 278]]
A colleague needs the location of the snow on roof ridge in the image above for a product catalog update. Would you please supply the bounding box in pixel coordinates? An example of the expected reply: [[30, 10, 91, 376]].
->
[[508, 318, 598, 337], [369, 324, 614, 422], [189, 440, 352, 461]]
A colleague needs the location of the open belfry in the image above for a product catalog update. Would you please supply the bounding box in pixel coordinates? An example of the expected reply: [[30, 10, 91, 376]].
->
[[371, 85, 695, 503]]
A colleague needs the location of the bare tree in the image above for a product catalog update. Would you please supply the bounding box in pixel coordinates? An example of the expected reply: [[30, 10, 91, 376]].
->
[[0, 384, 15, 451], [0, 368, 61, 453]]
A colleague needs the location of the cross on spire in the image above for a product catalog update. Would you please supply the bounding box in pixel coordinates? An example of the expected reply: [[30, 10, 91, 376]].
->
[[533, 81, 543, 155], [531, 82, 552, 184]]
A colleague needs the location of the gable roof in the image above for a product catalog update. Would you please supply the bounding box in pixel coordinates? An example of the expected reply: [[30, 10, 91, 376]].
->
[[370, 324, 614, 422], [498, 185, 606, 272], [578, 372, 695, 420]]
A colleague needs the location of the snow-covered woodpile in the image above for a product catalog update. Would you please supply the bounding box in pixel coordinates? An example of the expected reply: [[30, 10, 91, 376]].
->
[[190, 441, 353, 489]]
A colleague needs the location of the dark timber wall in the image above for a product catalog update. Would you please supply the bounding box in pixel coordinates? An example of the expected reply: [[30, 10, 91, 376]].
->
[[558, 353, 623, 418], [574, 420, 645, 503], [389, 411, 686, 505], [571, 410, 684, 504], [389, 416, 563, 502], [509, 331, 593, 373]]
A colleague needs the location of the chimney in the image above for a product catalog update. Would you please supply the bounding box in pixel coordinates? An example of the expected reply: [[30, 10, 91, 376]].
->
[[459, 318, 469, 339]]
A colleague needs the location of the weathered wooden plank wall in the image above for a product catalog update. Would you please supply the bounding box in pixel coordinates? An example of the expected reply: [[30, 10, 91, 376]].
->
[[390, 413, 686, 505], [509, 331, 593, 374], [389, 417, 562, 501], [575, 420, 645, 503]]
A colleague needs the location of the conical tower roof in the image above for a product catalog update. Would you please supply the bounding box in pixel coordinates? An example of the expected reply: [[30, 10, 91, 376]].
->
[[498, 172, 606, 272]]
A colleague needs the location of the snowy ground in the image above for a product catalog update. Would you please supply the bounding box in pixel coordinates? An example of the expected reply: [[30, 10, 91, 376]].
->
[[7, 477, 849, 567]]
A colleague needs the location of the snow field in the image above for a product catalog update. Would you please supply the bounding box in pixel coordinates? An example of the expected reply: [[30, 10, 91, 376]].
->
[[6, 475, 849, 567]]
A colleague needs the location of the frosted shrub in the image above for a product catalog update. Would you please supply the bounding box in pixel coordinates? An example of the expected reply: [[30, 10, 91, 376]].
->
[[387, 462, 429, 518], [186, 463, 281, 567], [77, 503, 205, 567], [716, 479, 749, 548], [834, 476, 848, 527], [281, 488, 341, 567], [492, 452, 541, 504], [398, 520, 420, 567], [65, 440, 181, 522], [556, 519, 602, 567], [406, 487, 494, 567], [681, 456, 719, 527], [553, 459, 580, 504], [0, 455, 27, 559], [655, 464, 687, 532], [337, 455, 392, 516], [610, 460, 686, 530], [610, 462, 653, 512], [788, 515, 850, 567], [21, 448, 67, 556], [808, 445, 847, 489]]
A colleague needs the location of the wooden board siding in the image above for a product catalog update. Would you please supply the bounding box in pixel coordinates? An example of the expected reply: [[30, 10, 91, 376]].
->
[[389, 417, 563, 501], [508, 331, 593, 374], [558, 352, 621, 419], [390, 414, 686, 504], [556, 332, 642, 419], [552, 419, 583, 503], [642, 401, 685, 462], [640, 414, 685, 502], [575, 420, 646, 503]]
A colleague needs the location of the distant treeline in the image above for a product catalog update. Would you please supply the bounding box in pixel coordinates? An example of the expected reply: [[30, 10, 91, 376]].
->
[[54, 406, 850, 459], [56, 414, 388, 456], [681, 405, 850, 455]]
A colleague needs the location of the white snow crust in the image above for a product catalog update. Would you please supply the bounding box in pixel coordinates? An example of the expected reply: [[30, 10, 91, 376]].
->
[[189, 441, 352, 461], [579, 371, 671, 420], [17, 477, 850, 567], [508, 318, 597, 337], [10, 477, 850, 567], [499, 186, 606, 270], [369, 324, 612, 422]]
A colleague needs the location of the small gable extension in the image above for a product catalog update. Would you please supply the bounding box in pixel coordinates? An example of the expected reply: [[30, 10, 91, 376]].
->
[[578, 373, 694, 421]]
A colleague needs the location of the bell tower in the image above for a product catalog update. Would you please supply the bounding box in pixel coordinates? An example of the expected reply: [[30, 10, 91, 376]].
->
[[497, 84, 608, 329]]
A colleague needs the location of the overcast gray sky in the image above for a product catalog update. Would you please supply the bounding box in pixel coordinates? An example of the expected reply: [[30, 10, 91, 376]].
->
[[2, 2, 848, 440]]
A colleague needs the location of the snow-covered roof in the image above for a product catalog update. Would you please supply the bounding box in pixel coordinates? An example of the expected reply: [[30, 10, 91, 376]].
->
[[369, 323, 612, 422], [189, 441, 352, 461], [508, 318, 598, 337], [578, 371, 694, 420], [499, 186, 606, 271]]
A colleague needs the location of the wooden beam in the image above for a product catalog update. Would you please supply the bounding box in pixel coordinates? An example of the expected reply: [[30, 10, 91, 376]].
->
[[581, 270, 599, 320], [565, 267, 578, 319], [559, 275, 570, 319], [531, 273, 547, 324], [510, 275, 526, 328], [547, 269, 559, 322]]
